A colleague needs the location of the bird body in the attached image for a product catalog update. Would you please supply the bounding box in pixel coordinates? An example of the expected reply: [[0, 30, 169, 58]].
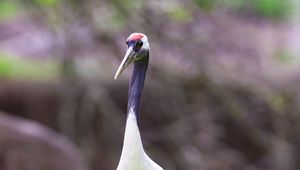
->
[[117, 109, 163, 170], [115, 33, 163, 170]]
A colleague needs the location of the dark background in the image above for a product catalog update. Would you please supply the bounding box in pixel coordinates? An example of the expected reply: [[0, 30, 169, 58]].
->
[[0, 0, 299, 170]]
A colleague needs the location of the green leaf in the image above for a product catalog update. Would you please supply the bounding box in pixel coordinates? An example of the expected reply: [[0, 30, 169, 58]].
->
[[194, 0, 215, 11], [256, 0, 288, 19], [0, 1, 19, 19], [34, 0, 58, 7], [168, 6, 192, 23], [0, 53, 59, 80]]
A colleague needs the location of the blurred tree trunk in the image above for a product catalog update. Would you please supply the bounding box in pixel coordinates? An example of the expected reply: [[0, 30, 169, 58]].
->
[[0, 111, 88, 170]]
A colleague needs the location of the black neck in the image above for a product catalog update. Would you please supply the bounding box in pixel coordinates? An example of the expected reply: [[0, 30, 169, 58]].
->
[[127, 58, 148, 126]]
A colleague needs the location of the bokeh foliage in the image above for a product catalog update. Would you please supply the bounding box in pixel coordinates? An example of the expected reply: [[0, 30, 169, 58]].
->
[[0, 0, 298, 170]]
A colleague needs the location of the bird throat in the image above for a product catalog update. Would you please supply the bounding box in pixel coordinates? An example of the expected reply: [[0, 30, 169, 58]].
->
[[127, 57, 148, 126]]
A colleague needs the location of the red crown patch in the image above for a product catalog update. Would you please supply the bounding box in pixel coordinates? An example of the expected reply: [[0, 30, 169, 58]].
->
[[128, 33, 144, 41]]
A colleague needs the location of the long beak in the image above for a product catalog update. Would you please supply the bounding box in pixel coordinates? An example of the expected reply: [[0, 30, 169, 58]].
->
[[114, 47, 136, 80]]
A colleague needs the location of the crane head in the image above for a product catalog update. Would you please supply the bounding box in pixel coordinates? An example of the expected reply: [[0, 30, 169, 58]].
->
[[114, 33, 149, 80]]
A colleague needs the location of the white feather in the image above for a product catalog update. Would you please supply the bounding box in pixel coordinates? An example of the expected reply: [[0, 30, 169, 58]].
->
[[117, 109, 163, 170]]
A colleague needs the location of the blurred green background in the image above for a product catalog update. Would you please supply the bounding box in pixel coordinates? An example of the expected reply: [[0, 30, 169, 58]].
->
[[0, 0, 299, 170]]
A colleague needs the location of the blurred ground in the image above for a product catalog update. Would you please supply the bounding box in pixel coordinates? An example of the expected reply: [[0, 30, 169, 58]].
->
[[0, 0, 299, 170]]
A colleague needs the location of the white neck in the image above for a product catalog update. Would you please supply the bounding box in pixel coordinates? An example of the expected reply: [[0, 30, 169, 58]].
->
[[116, 109, 163, 170]]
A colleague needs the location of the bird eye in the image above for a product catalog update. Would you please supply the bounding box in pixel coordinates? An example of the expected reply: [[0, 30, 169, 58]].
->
[[133, 41, 143, 52], [138, 42, 143, 47], [136, 41, 143, 49]]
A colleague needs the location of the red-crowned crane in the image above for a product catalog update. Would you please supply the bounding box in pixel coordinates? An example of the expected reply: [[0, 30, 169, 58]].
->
[[114, 33, 163, 170]]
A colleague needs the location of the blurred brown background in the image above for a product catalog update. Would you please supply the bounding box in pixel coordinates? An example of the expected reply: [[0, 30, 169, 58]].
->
[[0, 0, 299, 170]]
